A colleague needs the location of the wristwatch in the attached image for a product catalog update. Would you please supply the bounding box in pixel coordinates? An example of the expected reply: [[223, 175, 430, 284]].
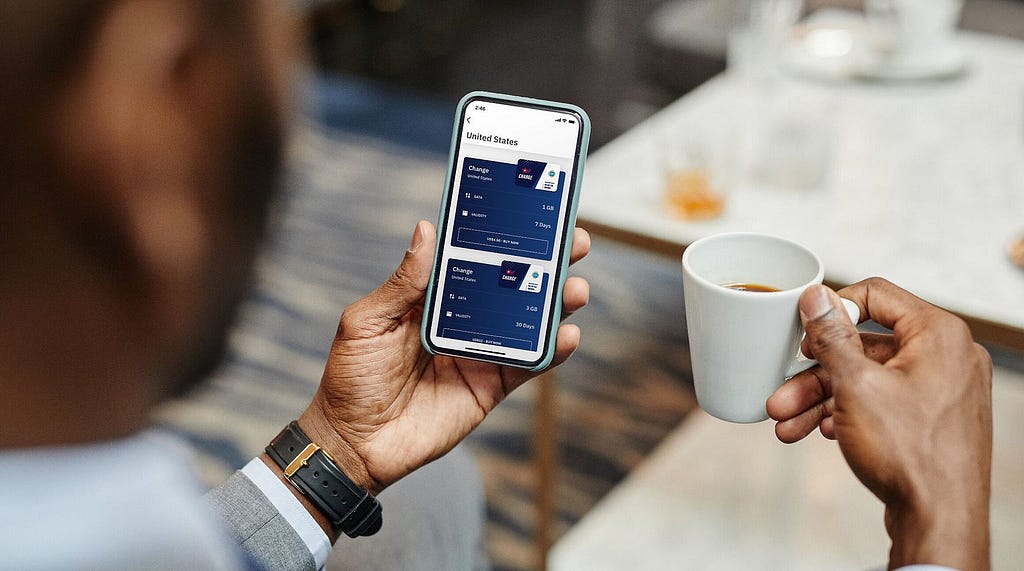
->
[[266, 422, 382, 537]]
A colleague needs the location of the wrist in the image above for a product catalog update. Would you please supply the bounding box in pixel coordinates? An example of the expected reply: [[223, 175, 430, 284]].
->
[[298, 402, 382, 496], [259, 453, 340, 542], [887, 494, 990, 570], [264, 421, 384, 540]]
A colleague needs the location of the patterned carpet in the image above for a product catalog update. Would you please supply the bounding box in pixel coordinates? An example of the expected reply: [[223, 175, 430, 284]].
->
[[154, 119, 698, 570]]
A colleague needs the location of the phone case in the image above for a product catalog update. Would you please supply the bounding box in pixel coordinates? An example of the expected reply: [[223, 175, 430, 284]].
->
[[420, 91, 591, 371]]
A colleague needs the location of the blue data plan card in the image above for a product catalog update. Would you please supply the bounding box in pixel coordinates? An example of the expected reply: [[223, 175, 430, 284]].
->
[[451, 157, 565, 260]]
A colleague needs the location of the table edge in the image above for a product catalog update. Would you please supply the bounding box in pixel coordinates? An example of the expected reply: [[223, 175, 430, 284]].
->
[[578, 217, 1024, 352]]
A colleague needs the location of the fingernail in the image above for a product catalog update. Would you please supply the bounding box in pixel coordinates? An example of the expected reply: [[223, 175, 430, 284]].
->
[[408, 222, 425, 253], [801, 285, 833, 321]]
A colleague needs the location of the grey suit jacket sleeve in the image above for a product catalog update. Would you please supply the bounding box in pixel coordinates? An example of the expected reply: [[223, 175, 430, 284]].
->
[[205, 471, 317, 571]]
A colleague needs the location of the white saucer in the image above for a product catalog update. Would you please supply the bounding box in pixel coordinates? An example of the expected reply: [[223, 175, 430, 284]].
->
[[854, 46, 969, 81]]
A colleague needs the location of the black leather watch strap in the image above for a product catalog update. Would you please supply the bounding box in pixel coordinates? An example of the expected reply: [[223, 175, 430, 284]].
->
[[265, 422, 382, 538]]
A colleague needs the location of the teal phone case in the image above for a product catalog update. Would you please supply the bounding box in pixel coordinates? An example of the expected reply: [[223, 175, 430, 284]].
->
[[420, 91, 591, 371]]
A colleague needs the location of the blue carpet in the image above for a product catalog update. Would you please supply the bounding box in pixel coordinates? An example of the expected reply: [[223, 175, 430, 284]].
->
[[310, 73, 455, 156]]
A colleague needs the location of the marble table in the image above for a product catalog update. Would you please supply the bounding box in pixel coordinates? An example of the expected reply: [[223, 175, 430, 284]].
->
[[578, 31, 1024, 348], [549, 365, 1024, 570]]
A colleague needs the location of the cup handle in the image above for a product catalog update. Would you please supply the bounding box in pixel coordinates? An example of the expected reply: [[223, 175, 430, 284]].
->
[[784, 298, 861, 378]]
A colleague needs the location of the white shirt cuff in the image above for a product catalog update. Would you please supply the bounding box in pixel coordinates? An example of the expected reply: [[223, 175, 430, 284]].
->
[[895, 566, 960, 571], [241, 458, 331, 571]]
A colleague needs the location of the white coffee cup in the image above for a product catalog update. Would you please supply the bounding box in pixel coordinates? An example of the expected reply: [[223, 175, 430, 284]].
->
[[681, 233, 859, 423]]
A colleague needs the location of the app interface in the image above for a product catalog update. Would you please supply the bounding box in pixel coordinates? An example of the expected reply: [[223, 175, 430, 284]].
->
[[431, 100, 581, 362]]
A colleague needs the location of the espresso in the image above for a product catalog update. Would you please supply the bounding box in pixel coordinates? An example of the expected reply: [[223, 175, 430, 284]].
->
[[722, 282, 781, 293]]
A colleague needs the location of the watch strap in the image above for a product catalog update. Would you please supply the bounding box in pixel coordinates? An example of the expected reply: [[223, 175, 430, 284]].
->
[[266, 422, 382, 538]]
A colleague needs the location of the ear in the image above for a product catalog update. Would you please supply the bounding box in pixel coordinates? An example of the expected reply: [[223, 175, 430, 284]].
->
[[60, 0, 234, 333]]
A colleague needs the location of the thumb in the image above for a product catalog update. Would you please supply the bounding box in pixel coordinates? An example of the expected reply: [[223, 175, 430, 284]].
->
[[349, 221, 436, 333], [800, 285, 869, 378]]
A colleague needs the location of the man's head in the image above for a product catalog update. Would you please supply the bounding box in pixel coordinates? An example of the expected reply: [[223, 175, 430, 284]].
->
[[0, 1, 299, 446]]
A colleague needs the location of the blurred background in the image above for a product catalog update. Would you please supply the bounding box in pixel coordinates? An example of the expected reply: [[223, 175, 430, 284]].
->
[[305, 0, 1024, 149], [157, 1, 1024, 570]]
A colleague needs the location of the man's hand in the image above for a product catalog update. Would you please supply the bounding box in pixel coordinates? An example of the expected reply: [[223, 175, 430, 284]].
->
[[298, 220, 589, 496], [766, 278, 992, 570]]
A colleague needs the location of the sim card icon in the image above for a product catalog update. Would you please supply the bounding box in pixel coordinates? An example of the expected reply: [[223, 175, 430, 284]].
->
[[518, 265, 545, 293], [535, 164, 560, 192]]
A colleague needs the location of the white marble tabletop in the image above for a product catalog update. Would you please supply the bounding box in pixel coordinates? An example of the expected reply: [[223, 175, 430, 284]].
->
[[578, 31, 1024, 342], [549, 365, 1024, 570]]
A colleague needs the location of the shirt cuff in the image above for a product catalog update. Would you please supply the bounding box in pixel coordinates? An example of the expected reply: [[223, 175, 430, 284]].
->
[[895, 566, 960, 571], [241, 457, 331, 571]]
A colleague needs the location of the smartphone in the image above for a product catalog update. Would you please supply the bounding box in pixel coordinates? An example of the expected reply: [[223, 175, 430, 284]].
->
[[421, 91, 591, 371]]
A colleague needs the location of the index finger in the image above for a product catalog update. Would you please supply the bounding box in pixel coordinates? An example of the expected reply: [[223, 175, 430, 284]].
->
[[837, 277, 943, 337]]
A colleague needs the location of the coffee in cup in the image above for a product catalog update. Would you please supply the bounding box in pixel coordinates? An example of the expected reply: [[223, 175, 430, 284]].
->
[[722, 283, 781, 293]]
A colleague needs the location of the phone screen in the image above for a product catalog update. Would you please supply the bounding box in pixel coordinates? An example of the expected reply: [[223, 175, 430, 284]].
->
[[424, 94, 587, 368]]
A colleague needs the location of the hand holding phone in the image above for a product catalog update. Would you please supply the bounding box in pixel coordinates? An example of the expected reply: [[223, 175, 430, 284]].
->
[[421, 92, 591, 370], [302, 218, 589, 496]]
